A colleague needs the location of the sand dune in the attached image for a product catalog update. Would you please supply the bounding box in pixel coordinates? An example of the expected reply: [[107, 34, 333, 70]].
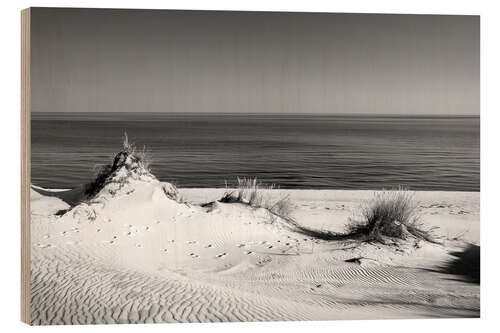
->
[[30, 155, 479, 324]]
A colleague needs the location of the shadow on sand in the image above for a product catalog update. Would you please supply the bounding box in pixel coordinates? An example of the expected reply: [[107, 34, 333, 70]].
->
[[31, 185, 85, 206], [436, 244, 480, 284]]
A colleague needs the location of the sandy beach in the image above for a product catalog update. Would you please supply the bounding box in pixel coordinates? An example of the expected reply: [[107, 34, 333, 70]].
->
[[22, 8, 481, 326], [29, 157, 479, 324]]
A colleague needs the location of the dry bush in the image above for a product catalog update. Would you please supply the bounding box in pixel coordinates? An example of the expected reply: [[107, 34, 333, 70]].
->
[[346, 188, 439, 244]]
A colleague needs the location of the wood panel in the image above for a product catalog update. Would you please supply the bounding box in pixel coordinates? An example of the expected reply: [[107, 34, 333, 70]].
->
[[21, 7, 31, 325]]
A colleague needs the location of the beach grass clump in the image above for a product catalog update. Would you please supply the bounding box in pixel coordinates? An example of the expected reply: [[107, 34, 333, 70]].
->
[[219, 177, 294, 222], [84, 133, 153, 198], [121, 132, 152, 172], [346, 188, 438, 244], [219, 178, 264, 206]]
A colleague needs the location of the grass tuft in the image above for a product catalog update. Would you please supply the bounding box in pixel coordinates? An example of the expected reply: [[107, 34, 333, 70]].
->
[[345, 187, 439, 244], [218, 177, 294, 222], [84, 133, 152, 199]]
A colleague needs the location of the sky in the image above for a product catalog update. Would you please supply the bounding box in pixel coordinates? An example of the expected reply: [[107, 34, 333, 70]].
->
[[31, 8, 479, 115]]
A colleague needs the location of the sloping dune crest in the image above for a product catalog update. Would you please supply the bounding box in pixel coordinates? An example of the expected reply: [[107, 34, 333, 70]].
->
[[30, 150, 480, 325]]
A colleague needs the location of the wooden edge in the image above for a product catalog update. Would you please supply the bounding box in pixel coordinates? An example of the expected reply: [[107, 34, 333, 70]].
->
[[21, 7, 31, 325]]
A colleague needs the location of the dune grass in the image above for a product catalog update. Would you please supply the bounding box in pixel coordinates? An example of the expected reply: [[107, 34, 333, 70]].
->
[[279, 187, 439, 245], [218, 182, 438, 245], [84, 133, 152, 198], [345, 188, 439, 244], [121, 132, 152, 172], [218, 177, 294, 223]]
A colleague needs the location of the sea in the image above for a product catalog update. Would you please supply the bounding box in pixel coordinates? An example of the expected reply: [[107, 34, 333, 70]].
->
[[31, 113, 480, 191]]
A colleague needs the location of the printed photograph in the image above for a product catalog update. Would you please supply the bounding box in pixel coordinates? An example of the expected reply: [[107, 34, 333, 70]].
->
[[28, 8, 479, 324]]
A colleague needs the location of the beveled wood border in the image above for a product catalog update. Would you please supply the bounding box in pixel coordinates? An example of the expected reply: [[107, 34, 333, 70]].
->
[[21, 7, 31, 325]]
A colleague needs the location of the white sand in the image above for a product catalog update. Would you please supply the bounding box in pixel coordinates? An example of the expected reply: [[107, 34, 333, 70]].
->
[[30, 170, 479, 324]]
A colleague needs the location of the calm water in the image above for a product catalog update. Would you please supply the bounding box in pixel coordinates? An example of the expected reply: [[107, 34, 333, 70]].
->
[[31, 113, 479, 191]]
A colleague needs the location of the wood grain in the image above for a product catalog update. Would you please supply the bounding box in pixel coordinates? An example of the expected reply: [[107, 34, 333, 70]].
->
[[21, 7, 31, 325]]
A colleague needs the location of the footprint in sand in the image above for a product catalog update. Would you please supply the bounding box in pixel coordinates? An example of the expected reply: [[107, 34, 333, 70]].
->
[[189, 253, 200, 258], [216, 252, 227, 258], [162, 248, 168, 252], [237, 244, 245, 248], [256, 256, 272, 266], [205, 244, 212, 248], [136, 244, 142, 248], [96, 228, 101, 232], [245, 251, 254, 255], [43, 234, 50, 239], [187, 240, 197, 244]]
